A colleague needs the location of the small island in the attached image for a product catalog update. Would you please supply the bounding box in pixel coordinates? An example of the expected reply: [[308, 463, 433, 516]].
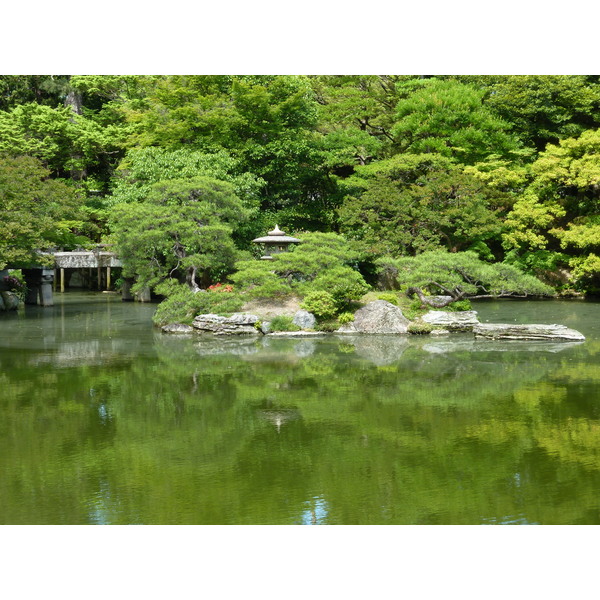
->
[[156, 229, 585, 342]]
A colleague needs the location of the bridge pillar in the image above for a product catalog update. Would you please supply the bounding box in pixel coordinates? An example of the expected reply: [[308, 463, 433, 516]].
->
[[40, 270, 54, 306], [22, 268, 54, 306], [121, 278, 134, 301]]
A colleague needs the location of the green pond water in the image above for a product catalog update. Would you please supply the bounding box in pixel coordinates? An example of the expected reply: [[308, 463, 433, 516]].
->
[[1, 292, 600, 525]]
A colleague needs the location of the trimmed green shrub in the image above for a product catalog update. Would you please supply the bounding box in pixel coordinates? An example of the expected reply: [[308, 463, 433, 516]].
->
[[231, 232, 369, 305], [303, 266, 370, 308], [376, 292, 399, 305], [229, 260, 289, 298], [445, 299, 472, 311], [337, 311, 355, 325], [268, 315, 300, 332], [300, 290, 337, 318]]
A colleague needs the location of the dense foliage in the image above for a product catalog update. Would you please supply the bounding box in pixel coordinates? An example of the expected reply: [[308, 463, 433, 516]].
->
[[2, 74, 600, 305], [0, 155, 85, 268], [378, 250, 555, 307], [231, 231, 370, 313]]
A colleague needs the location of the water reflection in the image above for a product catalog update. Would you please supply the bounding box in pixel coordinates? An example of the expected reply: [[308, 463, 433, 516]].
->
[[333, 335, 409, 366], [2, 293, 600, 524], [300, 496, 329, 525], [422, 339, 584, 354], [257, 409, 301, 433]]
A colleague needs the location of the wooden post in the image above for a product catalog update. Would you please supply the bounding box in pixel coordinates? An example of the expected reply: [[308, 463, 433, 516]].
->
[[53, 269, 57, 292], [60, 268, 65, 293], [97, 266, 102, 291], [107, 266, 111, 291]]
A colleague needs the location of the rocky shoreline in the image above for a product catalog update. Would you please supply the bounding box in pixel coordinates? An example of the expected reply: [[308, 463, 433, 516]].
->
[[161, 300, 586, 342]]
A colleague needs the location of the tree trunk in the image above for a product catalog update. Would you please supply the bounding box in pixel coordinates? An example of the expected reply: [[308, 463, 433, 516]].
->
[[64, 85, 86, 180], [186, 266, 201, 293], [64, 89, 83, 115], [406, 287, 458, 308]]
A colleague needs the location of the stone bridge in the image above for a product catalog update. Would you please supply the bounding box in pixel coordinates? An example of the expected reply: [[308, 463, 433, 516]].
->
[[3, 247, 123, 307]]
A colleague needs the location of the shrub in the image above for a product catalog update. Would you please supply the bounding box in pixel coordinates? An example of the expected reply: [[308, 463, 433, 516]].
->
[[208, 283, 234, 293], [315, 319, 340, 332], [300, 290, 338, 318], [408, 321, 434, 334], [303, 266, 370, 308], [229, 260, 289, 298], [376, 292, 399, 305], [268, 315, 301, 332], [403, 298, 429, 321], [445, 299, 472, 311], [152, 281, 244, 326], [337, 311, 355, 325], [231, 231, 370, 303], [2, 274, 27, 301]]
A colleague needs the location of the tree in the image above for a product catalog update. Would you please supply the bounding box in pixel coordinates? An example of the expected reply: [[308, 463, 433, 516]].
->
[[117, 75, 337, 230], [338, 154, 508, 257], [502, 129, 600, 289], [108, 177, 249, 292], [0, 102, 126, 183], [109, 146, 264, 207], [0, 155, 84, 268], [231, 232, 369, 308], [378, 250, 554, 308], [310, 75, 403, 173], [391, 78, 523, 165], [458, 75, 600, 151], [0, 75, 72, 111]]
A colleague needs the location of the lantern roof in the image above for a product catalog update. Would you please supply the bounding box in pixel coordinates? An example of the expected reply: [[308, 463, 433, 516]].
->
[[252, 225, 301, 244]]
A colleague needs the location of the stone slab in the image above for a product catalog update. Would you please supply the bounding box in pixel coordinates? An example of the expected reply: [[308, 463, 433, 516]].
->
[[421, 310, 480, 331], [473, 323, 585, 341]]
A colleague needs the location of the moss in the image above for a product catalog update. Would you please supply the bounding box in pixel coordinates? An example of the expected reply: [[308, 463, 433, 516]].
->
[[408, 321, 434, 335]]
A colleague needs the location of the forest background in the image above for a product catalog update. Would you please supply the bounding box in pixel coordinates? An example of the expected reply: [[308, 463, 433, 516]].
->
[[2, 74, 600, 301]]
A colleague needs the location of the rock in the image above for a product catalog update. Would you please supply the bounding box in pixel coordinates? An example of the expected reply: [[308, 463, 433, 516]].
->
[[0, 291, 20, 311], [259, 321, 271, 334], [473, 323, 585, 341], [192, 313, 260, 335], [293, 309, 316, 330], [161, 323, 195, 334], [337, 300, 410, 334], [421, 310, 480, 331]]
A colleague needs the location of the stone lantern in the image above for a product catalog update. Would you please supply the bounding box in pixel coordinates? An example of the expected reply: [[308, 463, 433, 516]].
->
[[252, 225, 301, 260]]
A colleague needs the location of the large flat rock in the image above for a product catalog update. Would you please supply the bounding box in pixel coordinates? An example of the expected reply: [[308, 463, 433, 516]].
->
[[473, 323, 585, 341], [192, 313, 260, 335], [421, 310, 480, 331]]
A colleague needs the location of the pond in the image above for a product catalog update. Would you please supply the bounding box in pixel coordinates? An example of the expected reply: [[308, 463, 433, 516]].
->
[[1, 293, 599, 524]]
